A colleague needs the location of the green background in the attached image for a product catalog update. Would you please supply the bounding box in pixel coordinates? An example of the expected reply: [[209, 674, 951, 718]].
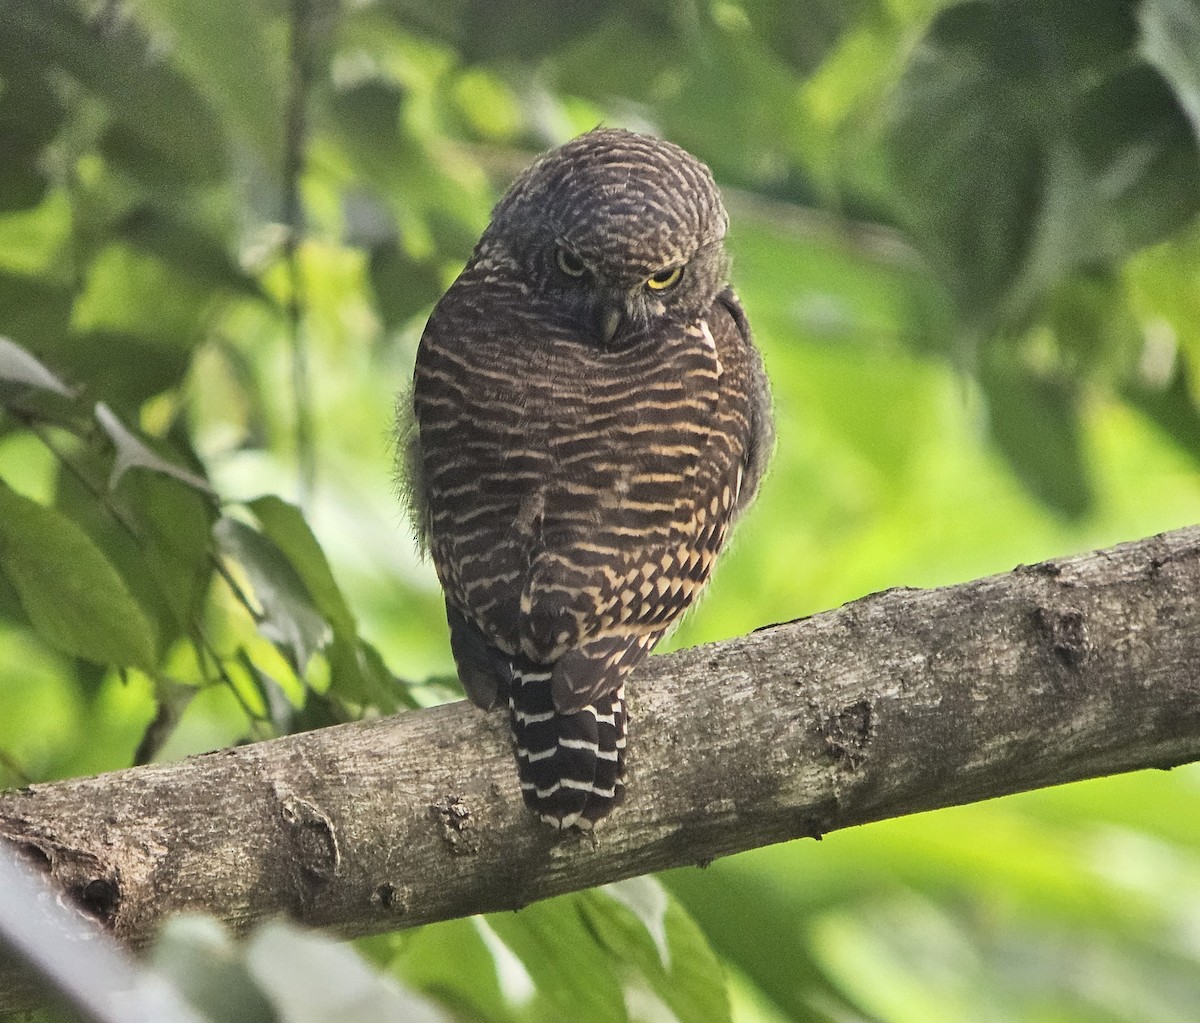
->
[[2, 0, 1200, 1020]]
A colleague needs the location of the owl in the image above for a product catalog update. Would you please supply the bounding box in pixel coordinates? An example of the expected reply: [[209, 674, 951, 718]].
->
[[404, 128, 772, 830]]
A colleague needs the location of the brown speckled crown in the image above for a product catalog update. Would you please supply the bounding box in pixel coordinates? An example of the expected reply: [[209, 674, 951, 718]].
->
[[488, 128, 729, 279]]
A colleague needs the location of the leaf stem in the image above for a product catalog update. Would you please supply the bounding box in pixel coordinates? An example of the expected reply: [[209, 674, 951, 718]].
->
[[284, 0, 316, 506]]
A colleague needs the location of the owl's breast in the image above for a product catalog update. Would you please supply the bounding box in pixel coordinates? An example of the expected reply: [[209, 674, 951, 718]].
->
[[414, 283, 738, 653]]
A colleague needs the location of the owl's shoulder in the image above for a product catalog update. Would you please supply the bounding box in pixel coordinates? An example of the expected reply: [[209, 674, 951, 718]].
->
[[713, 287, 752, 345]]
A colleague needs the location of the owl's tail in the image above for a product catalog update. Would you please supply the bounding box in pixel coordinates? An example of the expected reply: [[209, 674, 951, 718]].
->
[[507, 662, 627, 830]]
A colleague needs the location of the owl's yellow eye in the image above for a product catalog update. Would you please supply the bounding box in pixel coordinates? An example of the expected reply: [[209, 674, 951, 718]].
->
[[556, 246, 587, 277], [646, 265, 683, 291]]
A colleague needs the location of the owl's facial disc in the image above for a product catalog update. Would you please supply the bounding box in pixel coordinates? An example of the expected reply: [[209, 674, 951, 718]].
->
[[550, 241, 677, 346]]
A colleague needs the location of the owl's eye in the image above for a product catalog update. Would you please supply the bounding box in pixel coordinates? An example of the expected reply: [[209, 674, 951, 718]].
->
[[555, 246, 587, 278], [646, 265, 683, 291]]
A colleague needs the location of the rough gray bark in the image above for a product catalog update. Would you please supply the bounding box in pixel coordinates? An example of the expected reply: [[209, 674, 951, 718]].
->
[[1, 526, 1198, 968]]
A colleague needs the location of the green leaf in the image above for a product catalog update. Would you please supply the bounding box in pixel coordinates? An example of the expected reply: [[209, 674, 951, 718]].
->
[[663, 863, 850, 1022], [1067, 64, 1200, 261], [389, 0, 606, 63], [72, 243, 217, 352], [741, 0, 869, 79], [324, 633, 410, 713], [152, 915, 279, 1023], [377, 919, 513, 1023], [884, 0, 1200, 334], [979, 358, 1093, 519], [1140, 0, 1200, 141], [367, 238, 445, 331], [0, 58, 62, 213], [583, 878, 733, 1023], [548, 10, 807, 190], [214, 516, 332, 674], [0, 480, 158, 669], [18, 329, 191, 417], [4, 0, 227, 184], [247, 496, 409, 713], [0, 335, 73, 397], [1041, 271, 1142, 374], [122, 467, 218, 635], [155, 916, 456, 1023], [115, 206, 264, 302], [245, 920, 449, 1023], [598, 877, 671, 970], [727, 205, 956, 356], [320, 69, 489, 254], [1126, 350, 1200, 464], [485, 883, 731, 1023], [883, 1, 1054, 321], [96, 403, 214, 493], [0, 564, 27, 626], [231, 645, 347, 734], [236, 647, 299, 734], [0, 272, 73, 368], [248, 496, 354, 636], [130, 0, 287, 165], [485, 895, 627, 1023], [53, 448, 216, 665]]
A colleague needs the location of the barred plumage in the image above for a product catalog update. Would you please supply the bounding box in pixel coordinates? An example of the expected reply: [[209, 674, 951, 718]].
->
[[404, 128, 772, 829]]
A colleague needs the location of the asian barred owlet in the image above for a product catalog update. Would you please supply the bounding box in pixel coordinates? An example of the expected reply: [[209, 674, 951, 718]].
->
[[404, 128, 772, 830]]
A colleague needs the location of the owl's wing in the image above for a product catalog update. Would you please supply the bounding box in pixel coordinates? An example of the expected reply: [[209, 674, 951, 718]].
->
[[524, 290, 771, 715], [445, 602, 513, 710], [718, 290, 775, 518]]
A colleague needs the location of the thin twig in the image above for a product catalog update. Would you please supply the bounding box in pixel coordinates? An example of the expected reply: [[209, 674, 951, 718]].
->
[[284, 0, 316, 505]]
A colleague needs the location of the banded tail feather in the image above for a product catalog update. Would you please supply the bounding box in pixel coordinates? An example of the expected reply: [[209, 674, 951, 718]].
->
[[508, 658, 627, 829]]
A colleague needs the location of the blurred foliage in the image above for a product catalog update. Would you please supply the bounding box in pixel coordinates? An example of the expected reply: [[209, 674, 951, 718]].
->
[[2, 0, 1200, 1020]]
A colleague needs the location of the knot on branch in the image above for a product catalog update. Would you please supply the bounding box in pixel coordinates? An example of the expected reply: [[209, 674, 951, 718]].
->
[[430, 795, 478, 856], [277, 791, 341, 883], [371, 882, 411, 915], [1, 831, 121, 928], [820, 699, 874, 770], [1033, 606, 1091, 667]]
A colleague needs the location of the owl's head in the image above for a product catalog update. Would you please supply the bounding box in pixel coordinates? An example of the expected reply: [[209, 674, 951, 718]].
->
[[482, 128, 731, 346]]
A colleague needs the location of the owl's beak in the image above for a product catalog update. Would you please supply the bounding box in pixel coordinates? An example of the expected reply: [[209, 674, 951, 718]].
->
[[597, 304, 622, 345]]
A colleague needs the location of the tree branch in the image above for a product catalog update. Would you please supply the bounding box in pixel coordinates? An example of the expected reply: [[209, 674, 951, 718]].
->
[[2, 527, 1197, 975]]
